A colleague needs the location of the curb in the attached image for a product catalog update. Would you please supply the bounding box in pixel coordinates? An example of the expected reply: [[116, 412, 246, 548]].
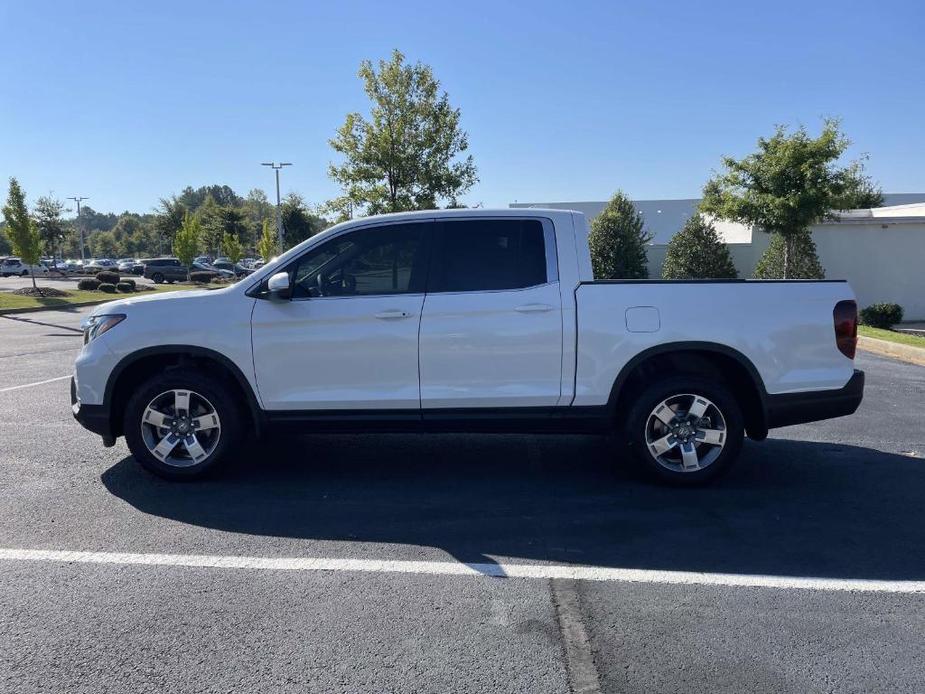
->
[[858, 336, 925, 367]]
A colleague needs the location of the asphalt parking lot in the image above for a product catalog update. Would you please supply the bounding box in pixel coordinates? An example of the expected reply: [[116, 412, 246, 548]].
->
[[1, 307, 924, 693]]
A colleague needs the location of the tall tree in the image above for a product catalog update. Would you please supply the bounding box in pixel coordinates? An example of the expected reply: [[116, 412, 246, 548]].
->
[[700, 119, 879, 278], [243, 188, 273, 246], [256, 219, 278, 262], [222, 232, 243, 265], [198, 194, 223, 254], [280, 193, 326, 248], [327, 49, 477, 217], [34, 195, 67, 268], [587, 191, 652, 279], [173, 212, 201, 279], [662, 215, 738, 279], [154, 196, 187, 253], [0, 224, 12, 255], [3, 178, 43, 291]]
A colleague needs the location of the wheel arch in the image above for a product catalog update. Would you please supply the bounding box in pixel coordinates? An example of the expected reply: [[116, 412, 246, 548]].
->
[[607, 341, 769, 440], [104, 346, 264, 438]]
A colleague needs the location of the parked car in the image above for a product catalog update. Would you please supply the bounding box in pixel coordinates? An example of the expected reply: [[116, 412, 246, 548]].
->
[[118, 258, 145, 275], [193, 255, 214, 266], [1, 257, 51, 277], [191, 261, 235, 280], [211, 260, 253, 277], [142, 257, 187, 284], [72, 208, 864, 483], [84, 258, 117, 273]]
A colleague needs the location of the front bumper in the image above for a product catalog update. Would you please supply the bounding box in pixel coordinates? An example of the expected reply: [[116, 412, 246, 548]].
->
[[766, 369, 865, 429], [71, 377, 116, 446]]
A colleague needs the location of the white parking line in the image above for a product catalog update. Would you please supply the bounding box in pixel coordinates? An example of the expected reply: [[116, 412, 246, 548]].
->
[[1, 548, 924, 593], [0, 375, 71, 393]]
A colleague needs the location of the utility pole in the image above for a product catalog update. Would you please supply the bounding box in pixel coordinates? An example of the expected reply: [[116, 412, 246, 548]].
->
[[261, 162, 292, 249], [67, 196, 89, 260]]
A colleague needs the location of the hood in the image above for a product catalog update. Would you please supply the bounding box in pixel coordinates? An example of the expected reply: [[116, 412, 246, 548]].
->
[[89, 286, 229, 317]]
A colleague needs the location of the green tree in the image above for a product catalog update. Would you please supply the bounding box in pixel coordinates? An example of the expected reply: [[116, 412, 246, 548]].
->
[[154, 196, 187, 253], [327, 49, 477, 216], [256, 219, 278, 262], [2, 178, 44, 291], [700, 119, 879, 278], [834, 159, 884, 209], [662, 215, 738, 279], [753, 230, 825, 279], [34, 195, 68, 269], [173, 212, 201, 279], [0, 224, 12, 255], [281, 193, 326, 248], [89, 230, 120, 258], [222, 231, 243, 265], [587, 191, 652, 279], [243, 188, 273, 246]]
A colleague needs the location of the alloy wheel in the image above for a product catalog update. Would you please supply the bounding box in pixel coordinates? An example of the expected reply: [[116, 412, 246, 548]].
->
[[645, 393, 727, 473], [140, 389, 221, 468]]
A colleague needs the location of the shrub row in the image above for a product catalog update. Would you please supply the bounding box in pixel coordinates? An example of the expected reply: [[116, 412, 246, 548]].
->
[[859, 303, 903, 329], [96, 271, 120, 285], [79, 277, 136, 292]]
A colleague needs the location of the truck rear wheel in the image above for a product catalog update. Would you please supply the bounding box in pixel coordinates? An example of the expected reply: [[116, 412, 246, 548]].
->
[[123, 369, 242, 480], [625, 376, 744, 485]]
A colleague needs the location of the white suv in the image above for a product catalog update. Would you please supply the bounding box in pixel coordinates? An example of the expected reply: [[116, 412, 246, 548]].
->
[[1, 257, 50, 277]]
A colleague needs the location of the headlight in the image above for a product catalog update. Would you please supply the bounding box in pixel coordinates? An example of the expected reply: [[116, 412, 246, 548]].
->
[[82, 314, 126, 345]]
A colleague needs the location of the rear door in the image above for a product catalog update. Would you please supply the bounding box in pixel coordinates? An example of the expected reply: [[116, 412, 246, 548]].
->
[[419, 218, 563, 409]]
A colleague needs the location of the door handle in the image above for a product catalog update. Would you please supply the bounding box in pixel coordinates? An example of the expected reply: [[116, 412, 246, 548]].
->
[[374, 310, 412, 319], [514, 303, 554, 313]]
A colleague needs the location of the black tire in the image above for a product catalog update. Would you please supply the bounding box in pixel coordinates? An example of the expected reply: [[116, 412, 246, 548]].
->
[[151, 272, 164, 284], [21, 270, 28, 276], [624, 376, 744, 486], [123, 368, 243, 481]]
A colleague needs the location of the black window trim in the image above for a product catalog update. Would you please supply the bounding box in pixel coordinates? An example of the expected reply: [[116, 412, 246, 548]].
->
[[426, 216, 558, 296], [277, 218, 436, 302]]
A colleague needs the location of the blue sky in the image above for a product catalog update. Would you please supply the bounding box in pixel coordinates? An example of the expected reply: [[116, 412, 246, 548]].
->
[[1, 0, 923, 215]]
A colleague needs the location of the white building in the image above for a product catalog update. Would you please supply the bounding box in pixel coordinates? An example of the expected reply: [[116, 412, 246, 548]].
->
[[511, 195, 925, 320]]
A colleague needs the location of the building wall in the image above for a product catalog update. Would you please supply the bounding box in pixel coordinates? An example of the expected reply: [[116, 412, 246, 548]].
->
[[645, 226, 924, 320]]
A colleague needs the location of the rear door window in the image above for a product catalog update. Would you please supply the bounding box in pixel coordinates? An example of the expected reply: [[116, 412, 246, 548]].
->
[[428, 219, 548, 293]]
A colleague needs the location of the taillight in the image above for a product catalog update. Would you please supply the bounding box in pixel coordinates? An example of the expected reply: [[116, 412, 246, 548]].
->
[[833, 300, 858, 359]]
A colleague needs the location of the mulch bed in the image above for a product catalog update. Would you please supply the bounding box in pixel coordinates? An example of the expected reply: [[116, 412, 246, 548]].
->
[[12, 287, 71, 298]]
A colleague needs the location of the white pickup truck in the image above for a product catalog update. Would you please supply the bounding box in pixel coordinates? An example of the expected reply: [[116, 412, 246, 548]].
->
[[72, 208, 863, 484]]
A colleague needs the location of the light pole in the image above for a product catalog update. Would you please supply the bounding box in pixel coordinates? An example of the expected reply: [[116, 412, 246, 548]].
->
[[67, 196, 89, 260], [261, 162, 292, 248]]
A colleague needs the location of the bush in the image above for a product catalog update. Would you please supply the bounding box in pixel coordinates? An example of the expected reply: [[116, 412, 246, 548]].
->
[[98, 283, 117, 294], [588, 190, 652, 279], [116, 281, 134, 293], [189, 271, 214, 284], [859, 303, 903, 329], [121, 277, 136, 289], [96, 271, 120, 285], [77, 278, 100, 291], [753, 230, 825, 279], [662, 215, 738, 279]]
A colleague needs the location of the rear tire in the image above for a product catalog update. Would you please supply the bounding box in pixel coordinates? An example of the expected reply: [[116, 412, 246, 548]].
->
[[624, 376, 744, 486], [151, 272, 164, 284], [123, 369, 243, 480]]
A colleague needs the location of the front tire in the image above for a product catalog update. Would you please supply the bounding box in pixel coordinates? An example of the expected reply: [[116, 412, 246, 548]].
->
[[151, 272, 164, 284], [625, 376, 744, 486], [123, 369, 242, 480]]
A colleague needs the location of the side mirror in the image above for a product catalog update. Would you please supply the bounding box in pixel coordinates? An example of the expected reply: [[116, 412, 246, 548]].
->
[[267, 272, 291, 300]]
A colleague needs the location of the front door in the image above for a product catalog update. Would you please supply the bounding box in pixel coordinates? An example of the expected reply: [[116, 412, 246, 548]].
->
[[419, 218, 564, 410], [251, 221, 432, 410]]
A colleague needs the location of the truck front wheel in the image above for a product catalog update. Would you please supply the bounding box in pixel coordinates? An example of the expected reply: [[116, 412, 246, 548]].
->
[[123, 369, 242, 480], [625, 376, 744, 485]]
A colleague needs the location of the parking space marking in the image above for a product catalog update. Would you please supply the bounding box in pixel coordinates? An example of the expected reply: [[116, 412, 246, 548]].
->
[[2, 548, 925, 593], [0, 375, 71, 393]]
